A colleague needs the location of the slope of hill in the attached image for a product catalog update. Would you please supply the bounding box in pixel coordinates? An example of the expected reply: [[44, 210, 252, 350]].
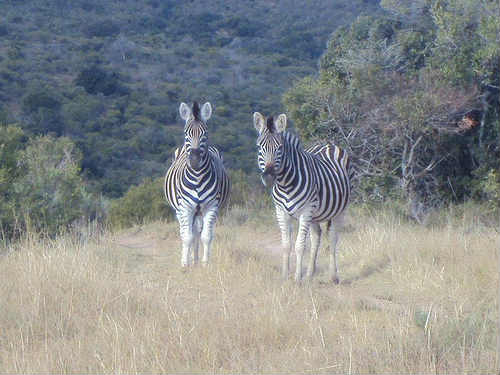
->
[[0, 0, 380, 197]]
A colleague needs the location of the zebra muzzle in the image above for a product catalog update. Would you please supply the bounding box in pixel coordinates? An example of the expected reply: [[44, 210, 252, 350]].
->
[[188, 149, 202, 169], [261, 167, 276, 187]]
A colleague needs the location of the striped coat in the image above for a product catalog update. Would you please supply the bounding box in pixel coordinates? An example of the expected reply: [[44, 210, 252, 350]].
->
[[254, 112, 352, 282], [165, 102, 230, 267]]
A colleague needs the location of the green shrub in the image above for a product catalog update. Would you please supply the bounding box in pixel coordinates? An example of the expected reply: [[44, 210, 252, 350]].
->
[[13, 135, 90, 235], [228, 169, 271, 210], [84, 20, 120, 38], [108, 177, 173, 228], [0, 124, 25, 238], [74, 66, 127, 96]]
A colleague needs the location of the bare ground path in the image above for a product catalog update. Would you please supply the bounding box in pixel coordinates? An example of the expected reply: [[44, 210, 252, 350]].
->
[[109, 218, 410, 316]]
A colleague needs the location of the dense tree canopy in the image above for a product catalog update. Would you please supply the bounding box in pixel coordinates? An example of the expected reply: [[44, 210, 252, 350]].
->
[[284, 0, 499, 221]]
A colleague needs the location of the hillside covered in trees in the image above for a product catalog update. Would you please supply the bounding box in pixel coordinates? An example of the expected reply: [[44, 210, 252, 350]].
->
[[0, 0, 379, 197], [1, 0, 499, 236]]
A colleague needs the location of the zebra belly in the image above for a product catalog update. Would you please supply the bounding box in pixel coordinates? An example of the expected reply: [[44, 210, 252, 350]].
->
[[278, 201, 340, 222], [273, 194, 317, 218], [273, 183, 344, 223]]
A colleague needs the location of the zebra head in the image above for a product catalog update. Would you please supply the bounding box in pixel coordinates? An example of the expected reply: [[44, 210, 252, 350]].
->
[[179, 101, 212, 170], [253, 112, 287, 187]]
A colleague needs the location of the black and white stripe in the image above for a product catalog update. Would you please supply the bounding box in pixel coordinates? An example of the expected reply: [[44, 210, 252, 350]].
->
[[254, 112, 352, 282], [165, 102, 230, 267]]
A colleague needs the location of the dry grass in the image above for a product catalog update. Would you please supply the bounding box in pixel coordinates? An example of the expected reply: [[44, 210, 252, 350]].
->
[[0, 206, 498, 373]]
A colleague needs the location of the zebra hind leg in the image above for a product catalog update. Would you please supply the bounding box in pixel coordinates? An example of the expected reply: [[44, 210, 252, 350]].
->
[[306, 222, 321, 279], [327, 217, 341, 284], [294, 209, 313, 282]]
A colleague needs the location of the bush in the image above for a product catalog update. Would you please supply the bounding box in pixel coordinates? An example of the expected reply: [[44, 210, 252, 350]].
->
[[108, 177, 173, 228], [228, 169, 271, 210], [22, 91, 61, 114], [12, 135, 91, 236], [0, 124, 25, 238], [84, 20, 120, 38], [74, 66, 127, 96]]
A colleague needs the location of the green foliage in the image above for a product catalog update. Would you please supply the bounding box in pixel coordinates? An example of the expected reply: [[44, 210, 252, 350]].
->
[[21, 88, 64, 135], [22, 90, 61, 113], [74, 66, 127, 96], [0, 0, 381, 198], [285, 1, 500, 217], [84, 20, 120, 38], [227, 169, 271, 210], [108, 177, 172, 228], [0, 130, 99, 238], [0, 124, 25, 237], [282, 76, 324, 139], [12, 136, 89, 235]]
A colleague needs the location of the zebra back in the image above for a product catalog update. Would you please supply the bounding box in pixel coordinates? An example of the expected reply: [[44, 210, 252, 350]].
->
[[306, 142, 353, 188]]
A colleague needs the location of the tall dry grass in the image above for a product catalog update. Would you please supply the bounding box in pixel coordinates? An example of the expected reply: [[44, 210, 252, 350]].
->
[[0, 205, 498, 373]]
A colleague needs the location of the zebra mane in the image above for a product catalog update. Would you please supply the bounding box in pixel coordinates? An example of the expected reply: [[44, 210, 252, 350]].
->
[[266, 116, 275, 132], [192, 101, 201, 120], [283, 131, 303, 151]]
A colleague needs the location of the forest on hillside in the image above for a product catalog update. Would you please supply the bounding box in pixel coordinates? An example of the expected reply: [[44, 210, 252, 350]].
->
[[0, 0, 379, 194], [1, 0, 499, 236]]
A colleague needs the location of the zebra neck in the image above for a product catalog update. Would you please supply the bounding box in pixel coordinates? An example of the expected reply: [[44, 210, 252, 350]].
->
[[186, 153, 211, 176], [275, 132, 303, 189]]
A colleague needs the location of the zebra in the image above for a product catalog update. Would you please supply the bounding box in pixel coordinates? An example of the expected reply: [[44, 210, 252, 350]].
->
[[253, 112, 353, 283], [165, 101, 230, 268]]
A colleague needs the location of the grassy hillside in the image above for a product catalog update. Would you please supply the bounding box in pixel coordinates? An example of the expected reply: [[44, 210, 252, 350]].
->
[[0, 205, 497, 372], [0, 0, 380, 197]]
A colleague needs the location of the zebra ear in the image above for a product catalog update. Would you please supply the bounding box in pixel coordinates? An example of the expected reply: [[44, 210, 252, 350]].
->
[[275, 114, 287, 133], [201, 102, 212, 122], [253, 112, 265, 133], [179, 102, 191, 121]]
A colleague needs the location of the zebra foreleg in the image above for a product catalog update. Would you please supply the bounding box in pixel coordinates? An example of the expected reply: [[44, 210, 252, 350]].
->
[[200, 206, 219, 265], [295, 209, 313, 282], [306, 222, 321, 279], [192, 215, 203, 264], [177, 208, 196, 268], [276, 206, 293, 279]]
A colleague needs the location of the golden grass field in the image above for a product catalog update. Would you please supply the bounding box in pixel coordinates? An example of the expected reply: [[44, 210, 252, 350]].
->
[[0, 205, 498, 373]]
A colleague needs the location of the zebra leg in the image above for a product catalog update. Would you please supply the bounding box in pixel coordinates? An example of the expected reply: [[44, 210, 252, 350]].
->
[[306, 222, 321, 279], [177, 208, 196, 268], [295, 209, 313, 282], [200, 206, 219, 265], [192, 215, 203, 265], [327, 217, 342, 284], [276, 206, 292, 279]]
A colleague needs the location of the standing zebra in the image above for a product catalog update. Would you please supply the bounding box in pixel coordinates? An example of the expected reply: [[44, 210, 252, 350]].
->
[[165, 102, 230, 267], [253, 112, 352, 282]]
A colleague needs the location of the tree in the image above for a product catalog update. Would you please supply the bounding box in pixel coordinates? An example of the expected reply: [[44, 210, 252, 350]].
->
[[0, 124, 25, 238], [284, 5, 498, 220], [13, 136, 89, 234]]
